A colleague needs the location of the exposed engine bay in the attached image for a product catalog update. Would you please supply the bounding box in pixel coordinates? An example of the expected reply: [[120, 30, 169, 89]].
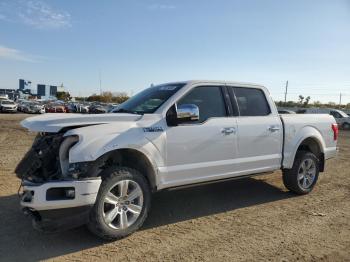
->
[[15, 133, 65, 183], [15, 132, 117, 184]]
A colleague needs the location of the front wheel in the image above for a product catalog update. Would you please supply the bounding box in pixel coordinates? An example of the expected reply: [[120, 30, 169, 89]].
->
[[282, 151, 319, 195], [88, 167, 151, 240]]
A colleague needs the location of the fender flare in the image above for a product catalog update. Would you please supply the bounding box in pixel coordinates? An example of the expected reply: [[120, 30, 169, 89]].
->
[[99, 146, 160, 190], [284, 126, 326, 169]]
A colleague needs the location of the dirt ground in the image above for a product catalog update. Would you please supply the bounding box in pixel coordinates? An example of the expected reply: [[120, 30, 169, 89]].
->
[[0, 113, 349, 262]]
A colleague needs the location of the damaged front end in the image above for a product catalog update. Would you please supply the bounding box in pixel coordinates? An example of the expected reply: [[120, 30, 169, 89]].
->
[[15, 132, 102, 232], [16, 133, 66, 182], [16, 132, 104, 182]]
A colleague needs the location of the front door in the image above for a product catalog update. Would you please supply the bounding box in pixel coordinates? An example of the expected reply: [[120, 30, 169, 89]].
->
[[161, 85, 238, 188]]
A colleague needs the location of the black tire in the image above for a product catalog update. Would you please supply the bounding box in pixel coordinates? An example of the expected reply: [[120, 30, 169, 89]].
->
[[342, 122, 350, 130], [87, 167, 151, 240], [282, 151, 320, 195]]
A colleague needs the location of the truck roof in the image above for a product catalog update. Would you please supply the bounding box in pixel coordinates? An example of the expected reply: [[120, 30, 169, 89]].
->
[[159, 80, 267, 92]]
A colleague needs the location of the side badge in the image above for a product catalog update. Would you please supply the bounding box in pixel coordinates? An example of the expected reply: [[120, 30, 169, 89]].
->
[[143, 127, 164, 133]]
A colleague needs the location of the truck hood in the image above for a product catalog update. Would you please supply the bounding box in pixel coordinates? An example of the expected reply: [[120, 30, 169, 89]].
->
[[21, 113, 143, 133]]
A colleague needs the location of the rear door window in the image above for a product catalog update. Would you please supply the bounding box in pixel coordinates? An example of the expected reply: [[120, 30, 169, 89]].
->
[[230, 87, 271, 116]]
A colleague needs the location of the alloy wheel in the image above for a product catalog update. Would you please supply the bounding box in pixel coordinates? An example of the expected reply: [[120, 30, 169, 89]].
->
[[102, 179, 143, 230], [297, 158, 316, 189]]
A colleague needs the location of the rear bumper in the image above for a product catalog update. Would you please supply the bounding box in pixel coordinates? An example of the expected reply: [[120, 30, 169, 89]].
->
[[20, 178, 101, 231]]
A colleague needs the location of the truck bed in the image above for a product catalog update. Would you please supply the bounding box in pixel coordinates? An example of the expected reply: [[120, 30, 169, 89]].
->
[[280, 114, 337, 169]]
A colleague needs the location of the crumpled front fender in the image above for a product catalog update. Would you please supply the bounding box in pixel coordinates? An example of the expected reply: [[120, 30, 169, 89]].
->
[[64, 122, 165, 169]]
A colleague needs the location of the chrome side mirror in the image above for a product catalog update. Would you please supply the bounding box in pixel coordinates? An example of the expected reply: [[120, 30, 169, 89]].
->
[[176, 104, 199, 123]]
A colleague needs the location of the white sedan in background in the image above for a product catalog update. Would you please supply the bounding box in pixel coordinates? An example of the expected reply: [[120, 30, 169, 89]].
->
[[0, 100, 17, 113]]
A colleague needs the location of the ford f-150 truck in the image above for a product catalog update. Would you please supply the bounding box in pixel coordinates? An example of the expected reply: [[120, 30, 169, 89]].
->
[[15, 80, 338, 240]]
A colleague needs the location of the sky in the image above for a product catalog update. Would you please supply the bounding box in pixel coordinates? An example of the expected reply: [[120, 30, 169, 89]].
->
[[0, 0, 349, 103]]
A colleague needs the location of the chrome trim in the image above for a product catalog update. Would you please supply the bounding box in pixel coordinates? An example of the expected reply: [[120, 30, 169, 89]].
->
[[176, 104, 199, 122]]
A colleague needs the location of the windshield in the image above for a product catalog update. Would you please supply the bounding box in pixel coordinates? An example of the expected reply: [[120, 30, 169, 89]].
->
[[113, 83, 185, 114], [337, 110, 349, 118]]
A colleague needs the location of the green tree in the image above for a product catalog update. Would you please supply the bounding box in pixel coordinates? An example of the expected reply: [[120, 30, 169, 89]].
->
[[56, 91, 71, 101], [86, 91, 129, 103], [303, 96, 311, 107], [313, 100, 322, 107], [298, 95, 304, 105]]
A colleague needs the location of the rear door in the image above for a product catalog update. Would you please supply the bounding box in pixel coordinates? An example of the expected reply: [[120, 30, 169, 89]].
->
[[228, 86, 283, 173]]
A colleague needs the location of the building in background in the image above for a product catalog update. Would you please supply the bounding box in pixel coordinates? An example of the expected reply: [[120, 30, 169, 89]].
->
[[36, 84, 58, 99], [19, 79, 32, 91], [50, 86, 57, 96], [37, 84, 46, 96], [0, 79, 62, 100]]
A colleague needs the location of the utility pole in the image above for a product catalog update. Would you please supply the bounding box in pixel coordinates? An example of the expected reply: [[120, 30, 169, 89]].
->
[[99, 70, 102, 95], [339, 92, 342, 106], [284, 80, 289, 103]]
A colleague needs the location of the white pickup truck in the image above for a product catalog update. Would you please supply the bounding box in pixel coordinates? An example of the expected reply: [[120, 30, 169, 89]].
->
[[16, 80, 338, 240]]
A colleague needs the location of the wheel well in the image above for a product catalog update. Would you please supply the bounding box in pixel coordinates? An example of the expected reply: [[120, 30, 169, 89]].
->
[[296, 138, 325, 172], [102, 149, 157, 191]]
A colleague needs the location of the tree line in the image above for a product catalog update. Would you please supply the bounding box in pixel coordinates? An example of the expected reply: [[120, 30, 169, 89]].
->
[[276, 95, 350, 110], [57, 91, 129, 104]]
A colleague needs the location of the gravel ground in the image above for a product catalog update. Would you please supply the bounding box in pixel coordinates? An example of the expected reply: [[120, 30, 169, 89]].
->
[[0, 113, 349, 262]]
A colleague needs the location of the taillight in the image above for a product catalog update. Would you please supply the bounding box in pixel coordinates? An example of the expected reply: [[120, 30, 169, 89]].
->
[[331, 123, 338, 141]]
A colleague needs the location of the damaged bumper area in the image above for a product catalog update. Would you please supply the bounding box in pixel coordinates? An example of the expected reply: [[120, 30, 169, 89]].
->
[[20, 179, 101, 232], [15, 133, 102, 231]]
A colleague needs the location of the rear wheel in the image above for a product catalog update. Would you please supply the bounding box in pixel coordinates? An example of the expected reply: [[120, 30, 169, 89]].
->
[[88, 167, 151, 240], [282, 151, 319, 195]]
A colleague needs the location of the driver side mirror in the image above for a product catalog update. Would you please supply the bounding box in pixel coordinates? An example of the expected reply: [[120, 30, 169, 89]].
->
[[166, 104, 200, 126], [176, 104, 199, 123]]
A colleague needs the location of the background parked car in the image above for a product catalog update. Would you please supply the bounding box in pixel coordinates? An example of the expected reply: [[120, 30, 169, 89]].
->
[[77, 103, 90, 113], [107, 104, 119, 112], [89, 103, 108, 114], [0, 100, 17, 113], [278, 109, 296, 114], [45, 103, 67, 113], [27, 102, 45, 114], [64, 103, 78, 113], [17, 100, 29, 112], [302, 108, 350, 130]]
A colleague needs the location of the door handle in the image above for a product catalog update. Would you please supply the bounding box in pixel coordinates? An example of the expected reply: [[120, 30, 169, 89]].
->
[[268, 126, 280, 132], [221, 127, 236, 135]]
